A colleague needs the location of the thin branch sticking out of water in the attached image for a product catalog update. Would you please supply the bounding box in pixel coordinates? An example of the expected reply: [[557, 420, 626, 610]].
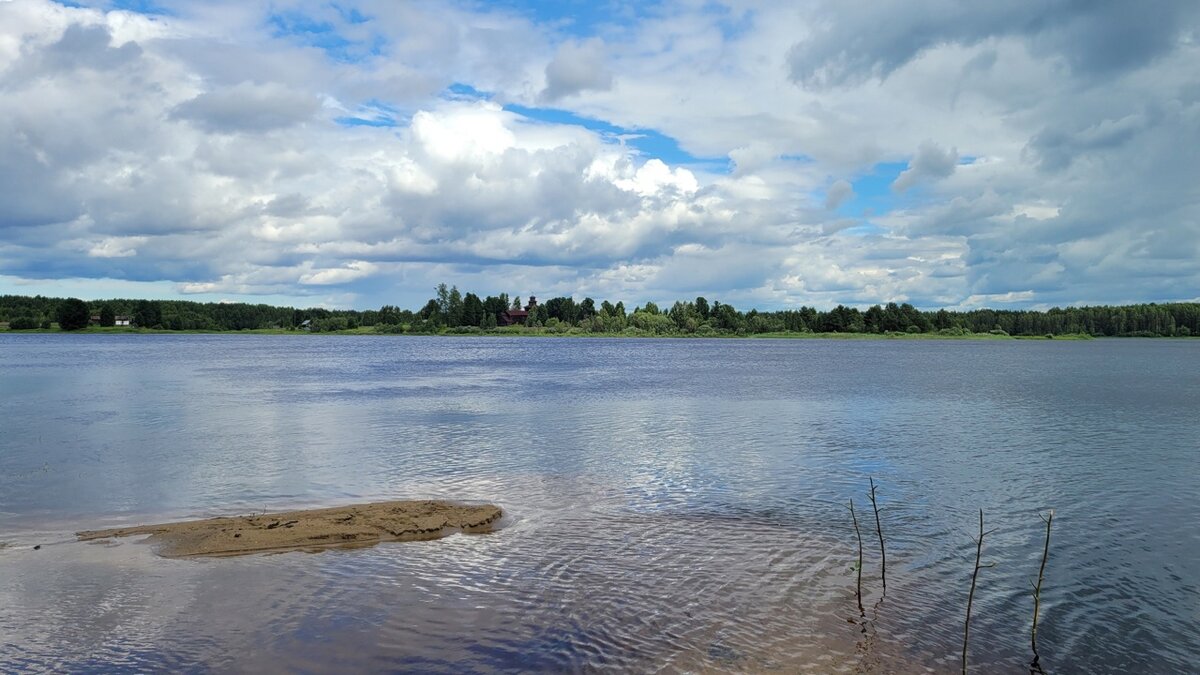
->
[[1030, 510, 1053, 674], [868, 477, 886, 595], [963, 509, 996, 675], [850, 498, 864, 616]]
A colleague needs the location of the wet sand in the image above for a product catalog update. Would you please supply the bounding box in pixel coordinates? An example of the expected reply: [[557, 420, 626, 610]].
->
[[76, 500, 502, 558]]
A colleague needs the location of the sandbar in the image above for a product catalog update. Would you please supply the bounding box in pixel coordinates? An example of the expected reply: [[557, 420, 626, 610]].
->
[[76, 500, 502, 558]]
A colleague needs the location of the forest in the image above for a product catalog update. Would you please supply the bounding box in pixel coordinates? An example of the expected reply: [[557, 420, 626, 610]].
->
[[1, 288, 1196, 338]]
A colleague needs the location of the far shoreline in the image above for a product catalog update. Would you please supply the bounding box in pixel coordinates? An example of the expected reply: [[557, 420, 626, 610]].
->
[[0, 326, 1159, 340]]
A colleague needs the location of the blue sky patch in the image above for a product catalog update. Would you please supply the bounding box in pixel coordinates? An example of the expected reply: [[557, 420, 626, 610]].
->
[[335, 116, 397, 128], [331, 3, 371, 25], [837, 161, 909, 219], [484, 0, 663, 39], [336, 98, 405, 128], [266, 10, 383, 63], [444, 83, 493, 101], [107, 0, 172, 15], [505, 103, 730, 173]]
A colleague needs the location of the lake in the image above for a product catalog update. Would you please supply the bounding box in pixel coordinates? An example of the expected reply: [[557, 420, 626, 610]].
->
[[1, 335, 1197, 672]]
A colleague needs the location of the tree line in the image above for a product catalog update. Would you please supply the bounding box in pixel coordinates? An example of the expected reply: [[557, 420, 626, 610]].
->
[[1, 290, 1197, 337]]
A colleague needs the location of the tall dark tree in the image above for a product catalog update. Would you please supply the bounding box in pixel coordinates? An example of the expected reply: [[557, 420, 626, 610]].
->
[[132, 300, 162, 328], [99, 304, 116, 327], [483, 296, 507, 324], [462, 293, 484, 327], [544, 297, 566, 321], [864, 305, 884, 333], [419, 299, 441, 324], [447, 286, 464, 326], [56, 298, 91, 331], [435, 283, 450, 317]]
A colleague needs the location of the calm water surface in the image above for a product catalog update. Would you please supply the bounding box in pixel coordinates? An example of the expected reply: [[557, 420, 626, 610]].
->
[[1, 335, 1198, 672]]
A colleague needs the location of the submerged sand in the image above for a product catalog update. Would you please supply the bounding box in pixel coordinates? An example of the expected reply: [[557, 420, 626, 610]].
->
[[76, 500, 502, 558]]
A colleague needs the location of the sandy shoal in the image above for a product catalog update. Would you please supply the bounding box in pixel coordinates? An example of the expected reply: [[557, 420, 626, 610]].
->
[[76, 500, 502, 558]]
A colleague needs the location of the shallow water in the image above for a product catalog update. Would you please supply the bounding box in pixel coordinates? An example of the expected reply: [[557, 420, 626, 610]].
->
[[1, 335, 1198, 672]]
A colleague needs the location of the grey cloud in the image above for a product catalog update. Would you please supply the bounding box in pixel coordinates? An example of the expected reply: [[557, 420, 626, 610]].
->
[[893, 141, 957, 192], [823, 179, 853, 209], [540, 38, 614, 102], [899, 191, 1009, 238], [264, 194, 313, 218], [170, 82, 321, 133], [0, 145, 81, 229], [41, 24, 142, 72], [787, 0, 1199, 88], [1025, 112, 1147, 172]]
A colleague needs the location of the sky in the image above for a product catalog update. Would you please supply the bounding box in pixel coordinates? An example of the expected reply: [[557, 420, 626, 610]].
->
[[0, 0, 1197, 311]]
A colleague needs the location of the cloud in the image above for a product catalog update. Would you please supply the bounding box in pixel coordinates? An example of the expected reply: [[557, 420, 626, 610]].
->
[[540, 38, 613, 102], [87, 236, 146, 258], [299, 261, 377, 285], [170, 81, 321, 133], [824, 179, 854, 209], [786, 0, 1200, 88], [0, 0, 1196, 311], [892, 141, 958, 192]]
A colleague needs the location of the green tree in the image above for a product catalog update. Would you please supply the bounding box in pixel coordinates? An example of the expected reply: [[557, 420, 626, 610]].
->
[[56, 298, 91, 331], [132, 300, 162, 328], [378, 305, 402, 325], [864, 305, 884, 333], [462, 292, 484, 327], [447, 286, 464, 326], [435, 283, 450, 321], [99, 304, 116, 327], [483, 296, 507, 324]]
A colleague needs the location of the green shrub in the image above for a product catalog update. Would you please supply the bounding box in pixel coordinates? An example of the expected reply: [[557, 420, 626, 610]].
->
[[8, 316, 38, 330]]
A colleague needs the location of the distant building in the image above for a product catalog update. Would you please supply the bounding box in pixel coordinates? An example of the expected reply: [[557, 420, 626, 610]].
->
[[298, 319, 313, 331], [90, 315, 132, 326], [500, 296, 538, 326]]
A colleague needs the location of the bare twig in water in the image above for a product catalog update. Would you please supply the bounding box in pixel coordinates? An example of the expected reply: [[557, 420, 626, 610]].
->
[[1030, 510, 1054, 674], [963, 509, 997, 675], [868, 477, 887, 595], [850, 498, 865, 615]]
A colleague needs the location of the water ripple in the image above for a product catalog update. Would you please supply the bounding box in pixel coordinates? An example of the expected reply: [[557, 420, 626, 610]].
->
[[1, 335, 1198, 672]]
